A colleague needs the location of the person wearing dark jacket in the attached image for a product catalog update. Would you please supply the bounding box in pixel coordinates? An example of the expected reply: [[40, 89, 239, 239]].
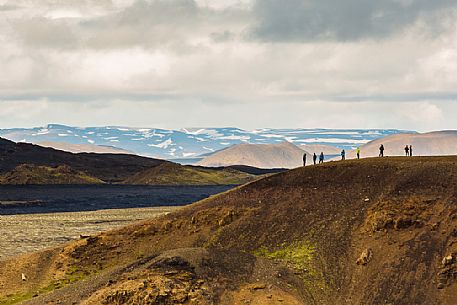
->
[[341, 149, 346, 161], [313, 153, 317, 165], [303, 153, 307, 166], [319, 152, 324, 164], [410, 145, 413, 156], [404, 145, 409, 156], [379, 144, 385, 157]]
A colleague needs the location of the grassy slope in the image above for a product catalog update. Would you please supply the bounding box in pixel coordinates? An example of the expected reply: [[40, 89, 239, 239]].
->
[[123, 162, 257, 185], [2, 157, 457, 304], [0, 164, 104, 185]]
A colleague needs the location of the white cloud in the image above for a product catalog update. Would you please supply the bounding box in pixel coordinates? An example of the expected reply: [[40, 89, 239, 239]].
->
[[0, 99, 454, 132], [0, 0, 456, 131]]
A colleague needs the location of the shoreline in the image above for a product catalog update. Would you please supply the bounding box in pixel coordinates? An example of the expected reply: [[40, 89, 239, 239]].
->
[[0, 206, 179, 261]]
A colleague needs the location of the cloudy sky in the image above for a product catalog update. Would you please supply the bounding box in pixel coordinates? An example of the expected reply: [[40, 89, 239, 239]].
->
[[1, 0, 457, 131]]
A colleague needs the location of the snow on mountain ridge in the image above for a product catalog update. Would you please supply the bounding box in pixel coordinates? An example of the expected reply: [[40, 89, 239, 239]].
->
[[0, 125, 413, 161]]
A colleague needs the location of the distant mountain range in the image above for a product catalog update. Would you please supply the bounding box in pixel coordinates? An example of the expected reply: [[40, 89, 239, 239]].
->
[[37, 141, 133, 154], [198, 131, 457, 168], [299, 144, 342, 155], [0, 124, 412, 160], [197, 141, 308, 169], [346, 130, 457, 158], [0, 137, 279, 185]]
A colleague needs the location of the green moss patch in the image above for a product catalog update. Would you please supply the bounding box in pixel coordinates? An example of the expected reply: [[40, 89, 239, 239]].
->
[[0, 266, 93, 305], [254, 241, 316, 272], [253, 240, 328, 292]]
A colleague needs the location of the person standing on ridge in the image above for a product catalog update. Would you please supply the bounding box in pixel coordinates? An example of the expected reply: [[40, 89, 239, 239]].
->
[[319, 152, 324, 164], [341, 149, 346, 161], [313, 153, 317, 165], [379, 144, 385, 157], [356, 147, 361, 159], [404, 145, 409, 156], [303, 152, 307, 166], [410, 145, 413, 157]]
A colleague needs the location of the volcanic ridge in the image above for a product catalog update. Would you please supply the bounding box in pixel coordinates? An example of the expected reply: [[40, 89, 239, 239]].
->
[[1, 157, 457, 304]]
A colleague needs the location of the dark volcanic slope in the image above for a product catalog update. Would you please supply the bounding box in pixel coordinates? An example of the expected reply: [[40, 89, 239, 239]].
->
[[2, 157, 457, 304], [123, 162, 258, 185], [225, 165, 287, 175], [0, 137, 163, 182]]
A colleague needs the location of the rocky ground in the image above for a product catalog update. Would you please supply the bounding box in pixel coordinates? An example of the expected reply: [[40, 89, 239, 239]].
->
[[0, 207, 178, 260], [2, 157, 457, 304]]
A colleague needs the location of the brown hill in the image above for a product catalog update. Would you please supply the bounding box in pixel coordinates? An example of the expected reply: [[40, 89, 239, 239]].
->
[[0, 138, 274, 185], [37, 141, 133, 155], [0, 164, 104, 185], [2, 157, 457, 304], [123, 162, 258, 185], [299, 144, 341, 155], [348, 130, 457, 158], [0, 137, 163, 183], [197, 141, 308, 169]]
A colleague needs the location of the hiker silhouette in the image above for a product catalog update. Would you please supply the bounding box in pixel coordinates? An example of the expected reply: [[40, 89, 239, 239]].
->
[[379, 144, 384, 157], [319, 152, 324, 164], [410, 145, 413, 157], [313, 153, 317, 165], [303, 153, 307, 166], [341, 149, 345, 161], [405, 145, 409, 156], [356, 147, 361, 159]]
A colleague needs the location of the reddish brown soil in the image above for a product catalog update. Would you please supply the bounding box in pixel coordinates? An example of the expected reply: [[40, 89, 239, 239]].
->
[[2, 156, 457, 304]]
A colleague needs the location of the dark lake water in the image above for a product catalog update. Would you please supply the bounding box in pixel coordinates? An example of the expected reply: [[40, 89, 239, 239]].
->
[[0, 185, 234, 215]]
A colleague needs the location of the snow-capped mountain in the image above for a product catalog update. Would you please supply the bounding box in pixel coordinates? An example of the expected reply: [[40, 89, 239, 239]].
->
[[0, 124, 413, 160]]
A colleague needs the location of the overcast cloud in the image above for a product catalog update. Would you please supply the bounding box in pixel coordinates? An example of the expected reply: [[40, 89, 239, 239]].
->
[[251, 0, 457, 41], [1, 0, 457, 131]]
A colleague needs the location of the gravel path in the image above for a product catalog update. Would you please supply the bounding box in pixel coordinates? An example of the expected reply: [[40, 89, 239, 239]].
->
[[0, 207, 178, 260]]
